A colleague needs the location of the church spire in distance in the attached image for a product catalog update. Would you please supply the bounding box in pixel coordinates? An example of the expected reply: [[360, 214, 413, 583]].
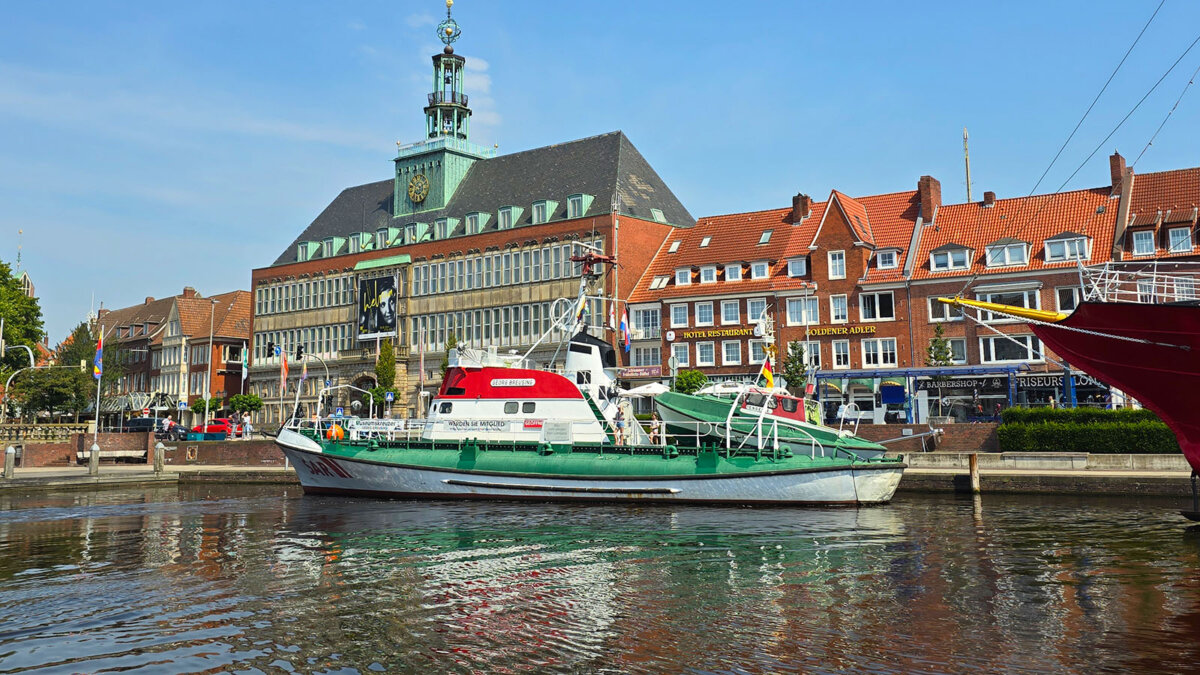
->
[[426, 0, 470, 141]]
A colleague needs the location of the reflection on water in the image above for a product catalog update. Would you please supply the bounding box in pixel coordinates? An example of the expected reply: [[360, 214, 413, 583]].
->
[[1, 487, 1198, 674]]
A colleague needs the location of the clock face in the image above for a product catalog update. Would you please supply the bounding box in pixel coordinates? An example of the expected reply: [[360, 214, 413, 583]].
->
[[407, 174, 430, 203]]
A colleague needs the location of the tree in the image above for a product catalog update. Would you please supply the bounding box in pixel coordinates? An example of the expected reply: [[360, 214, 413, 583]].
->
[[674, 369, 708, 395], [364, 386, 399, 415], [440, 333, 458, 377], [376, 339, 396, 389], [228, 393, 264, 413], [8, 368, 88, 421], [0, 258, 45, 380], [780, 341, 808, 393], [926, 323, 955, 416], [190, 396, 225, 417]]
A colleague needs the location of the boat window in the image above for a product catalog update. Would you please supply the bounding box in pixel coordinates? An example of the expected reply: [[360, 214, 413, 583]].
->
[[522, 402, 536, 413], [439, 402, 453, 414], [746, 393, 765, 407], [781, 398, 798, 413], [504, 401, 519, 414], [446, 387, 466, 395]]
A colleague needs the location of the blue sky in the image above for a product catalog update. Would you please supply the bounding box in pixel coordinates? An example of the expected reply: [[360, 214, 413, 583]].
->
[[5, 1, 1200, 342]]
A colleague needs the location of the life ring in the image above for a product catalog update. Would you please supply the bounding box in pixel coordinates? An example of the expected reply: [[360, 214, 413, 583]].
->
[[326, 424, 345, 441]]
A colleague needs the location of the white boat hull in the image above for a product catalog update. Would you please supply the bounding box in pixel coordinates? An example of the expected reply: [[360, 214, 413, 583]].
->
[[277, 429, 903, 505]]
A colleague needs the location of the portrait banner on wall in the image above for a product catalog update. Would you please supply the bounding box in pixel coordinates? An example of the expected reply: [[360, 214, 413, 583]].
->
[[357, 276, 398, 340]]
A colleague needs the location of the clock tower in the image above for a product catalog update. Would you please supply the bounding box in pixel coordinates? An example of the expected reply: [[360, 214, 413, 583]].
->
[[394, 0, 494, 219]]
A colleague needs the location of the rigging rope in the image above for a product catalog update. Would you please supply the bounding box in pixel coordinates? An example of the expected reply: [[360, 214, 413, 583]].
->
[[957, 301, 1189, 351]]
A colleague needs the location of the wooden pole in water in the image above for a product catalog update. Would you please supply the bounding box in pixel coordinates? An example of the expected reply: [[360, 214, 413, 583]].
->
[[969, 452, 981, 493]]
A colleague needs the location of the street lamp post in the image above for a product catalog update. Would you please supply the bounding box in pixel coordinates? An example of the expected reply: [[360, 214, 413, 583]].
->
[[203, 299, 217, 432]]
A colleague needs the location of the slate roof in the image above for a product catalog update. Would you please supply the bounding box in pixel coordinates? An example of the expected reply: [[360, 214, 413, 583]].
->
[[912, 187, 1116, 280], [271, 131, 694, 266]]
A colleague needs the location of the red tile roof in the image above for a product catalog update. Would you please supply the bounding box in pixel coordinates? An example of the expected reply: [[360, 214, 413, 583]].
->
[[1126, 166, 1200, 226], [911, 187, 1116, 280]]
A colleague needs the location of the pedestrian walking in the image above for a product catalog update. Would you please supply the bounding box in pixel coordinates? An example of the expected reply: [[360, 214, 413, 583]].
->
[[242, 412, 253, 440], [614, 407, 626, 445]]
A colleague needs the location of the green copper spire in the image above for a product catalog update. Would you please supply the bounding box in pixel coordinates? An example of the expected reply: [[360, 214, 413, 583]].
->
[[426, 0, 469, 141]]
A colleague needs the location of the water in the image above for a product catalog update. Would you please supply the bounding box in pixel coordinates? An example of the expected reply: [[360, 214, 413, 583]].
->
[[1, 487, 1198, 674]]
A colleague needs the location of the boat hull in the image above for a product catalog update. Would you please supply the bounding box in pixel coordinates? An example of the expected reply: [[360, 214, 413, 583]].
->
[[277, 431, 904, 506], [1031, 301, 1200, 472]]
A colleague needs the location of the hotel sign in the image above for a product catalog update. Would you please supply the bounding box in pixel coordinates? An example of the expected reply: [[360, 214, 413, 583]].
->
[[676, 327, 754, 340], [807, 325, 877, 336]]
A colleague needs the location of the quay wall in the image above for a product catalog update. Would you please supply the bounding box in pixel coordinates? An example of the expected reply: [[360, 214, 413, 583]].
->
[[856, 423, 1000, 454], [161, 440, 285, 467]]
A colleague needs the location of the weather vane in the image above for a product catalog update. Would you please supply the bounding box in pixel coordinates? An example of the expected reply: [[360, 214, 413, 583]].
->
[[437, 0, 461, 48]]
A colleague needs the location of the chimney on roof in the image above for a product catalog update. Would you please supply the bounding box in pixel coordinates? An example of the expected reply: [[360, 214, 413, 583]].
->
[[97, 308, 109, 319], [144, 296, 155, 305], [182, 286, 198, 299], [1110, 151, 1126, 189], [791, 193, 812, 223], [983, 191, 996, 207], [918, 175, 942, 222]]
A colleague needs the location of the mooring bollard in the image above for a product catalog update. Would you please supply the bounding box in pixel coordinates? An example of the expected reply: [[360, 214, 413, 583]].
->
[[969, 452, 981, 494], [88, 442, 100, 476], [4, 446, 15, 479], [154, 442, 165, 474]]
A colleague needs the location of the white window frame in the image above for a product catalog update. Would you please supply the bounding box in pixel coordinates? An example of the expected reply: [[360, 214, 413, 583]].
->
[[700, 236, 711, 248], [1055, 286, 1081, 313], [931, 248, 970, 271], [1045, 237, 1088, 262], [786, 296, 819, 326], [721, 340, 741, 366], [830, 294, 848, 324], [787, 257, 807, 277], [750, 261, 769, 280], [1175, 277, 1197, 301], [747, 298, 768, 323], [696, 341, 716, 367], [985, 243, 1027, 267], [1168, 227, 1192, 253], [668, 240, 680, 253], [947, 338, 968, 365], [650, 275, 669, 290], [670, 304, 688, 328], [928, 298, 964, 322], [859, 291, 896, 322], [567, 195, 584, 219], [720, 300, 740, 325], [976, 289, 1039, 323], [672, 343, 689, 368], [832, 340, 850, 369], [979, 334, 1043, 364], [748, 340, 767, 364], [531, 202, 548, 224], [695, 302, 714, 327], [828, 250, 846, 280], [675, 268, 691, 286], [498, 207, 514, 230], [758, 230, 773, 245], [877, 250, 898, 269], [861, 337, 898, 368], [699, 265, 717, 284], [1132, 230, 1155, 256], [725, 264, 742, 282]]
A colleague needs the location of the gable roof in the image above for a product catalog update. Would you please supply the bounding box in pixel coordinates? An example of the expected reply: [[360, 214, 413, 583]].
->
[[1126, 166, 1200, 227], [912, 187, 1116, 280], [271, 131, 694, 266]]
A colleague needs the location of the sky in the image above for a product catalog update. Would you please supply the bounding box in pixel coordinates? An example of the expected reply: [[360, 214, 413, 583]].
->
[[4, 0, 1200, 343]]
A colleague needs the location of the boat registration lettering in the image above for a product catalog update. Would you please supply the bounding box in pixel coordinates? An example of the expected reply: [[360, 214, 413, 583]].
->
[[490, 378, 536, 387]]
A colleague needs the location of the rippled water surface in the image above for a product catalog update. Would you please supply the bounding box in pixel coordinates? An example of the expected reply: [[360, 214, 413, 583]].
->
[[1, 486, 1199, 674]]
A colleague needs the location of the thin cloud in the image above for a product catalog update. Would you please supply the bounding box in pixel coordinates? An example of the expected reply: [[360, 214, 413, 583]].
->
[[406, 12, 436, 28]]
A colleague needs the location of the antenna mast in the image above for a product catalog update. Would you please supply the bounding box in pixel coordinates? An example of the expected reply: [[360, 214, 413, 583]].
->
[[963, 127, 973, 202]]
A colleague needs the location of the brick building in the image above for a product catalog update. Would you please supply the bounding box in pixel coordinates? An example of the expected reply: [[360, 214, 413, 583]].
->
[[248, 10, 692, 422]]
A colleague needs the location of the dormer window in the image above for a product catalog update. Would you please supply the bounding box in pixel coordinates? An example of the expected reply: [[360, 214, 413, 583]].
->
[[532, 201, 548, 224], [567, 194, 586, 219], [349, 236, 361, 253], [668, 241, 680, 253], [985, 242, 1027, 267], [1045, 236, 1089, 262], [700, 265, 717, 283], [758, 230, 773, 245], [700, 236, 711, 248], [498, 207, 514, 230], [725, 264, 742, 282], [375, 228, 388, 249], [1132, 230, 1154, 256], [675, 268, 691, 286], [787, 257, 807, 277], [877, 250, 898, 269], [434, 219, 448, 239], [322, 238, 335, 257], [651, 208, 666, 223], [751, 261, 769, 280], [931, 248, 970, 271], [1168, 227, 1192, 253]]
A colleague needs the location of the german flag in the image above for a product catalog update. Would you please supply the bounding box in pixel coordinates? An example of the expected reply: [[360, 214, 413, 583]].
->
[[759, 356, 774, 389]]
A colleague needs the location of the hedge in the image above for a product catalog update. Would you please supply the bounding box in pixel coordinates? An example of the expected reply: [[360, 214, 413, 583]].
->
[[999, 407, 1160, 425], [997, 421, 1179, 454]]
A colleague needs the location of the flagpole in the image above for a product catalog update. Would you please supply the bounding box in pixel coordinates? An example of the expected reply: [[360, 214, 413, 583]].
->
[[92, 324, 104, 448]]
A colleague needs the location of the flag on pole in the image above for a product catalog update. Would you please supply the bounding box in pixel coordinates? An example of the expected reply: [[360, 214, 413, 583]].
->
[[758, 356, 774, 389], [609, 302, 617, 331], [93, 328, 104, 380], [241, 341, 247, 372], [619, 309, 631, 353], [277, 345, 288, 393], [301, 360, 308, 383]]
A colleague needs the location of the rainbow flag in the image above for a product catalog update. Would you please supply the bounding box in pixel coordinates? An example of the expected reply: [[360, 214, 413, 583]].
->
[[93, 328, 104, 380], [619, 309, 631, 353]]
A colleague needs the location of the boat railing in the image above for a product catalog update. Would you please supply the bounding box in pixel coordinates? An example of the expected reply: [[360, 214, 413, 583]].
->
[[1080, 261, 1200, 305], [837, 402, 863, 436]]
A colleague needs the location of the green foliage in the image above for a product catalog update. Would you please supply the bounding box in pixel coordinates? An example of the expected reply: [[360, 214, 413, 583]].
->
[[925, 323, 954, 415], [780, 341, 807, 392], [1000, 407, 1160, 425], [998, 420, 1179, 454], [673, 369, 708, 395], [189, 397, 225, 417], [54, 322, 95, 371], [227, 393, 264, 413], [440, 333, 458, 377], [99, 335, 127, 392], [364, 386, 400, 413], [0, 258, 45, 379], [7, 367, 90, 421], [376, 339, 396, 389]]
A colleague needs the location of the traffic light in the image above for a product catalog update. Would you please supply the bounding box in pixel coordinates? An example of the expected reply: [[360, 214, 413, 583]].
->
[[266, 341, 275, 358], [296, 345, 305, 360]]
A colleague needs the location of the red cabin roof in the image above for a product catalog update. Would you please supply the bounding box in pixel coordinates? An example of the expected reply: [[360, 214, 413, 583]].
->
[[438, 367, 585, 400]]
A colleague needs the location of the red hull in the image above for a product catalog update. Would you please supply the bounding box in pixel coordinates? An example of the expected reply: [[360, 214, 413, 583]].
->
[[1031, 302, 1200, 473]]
